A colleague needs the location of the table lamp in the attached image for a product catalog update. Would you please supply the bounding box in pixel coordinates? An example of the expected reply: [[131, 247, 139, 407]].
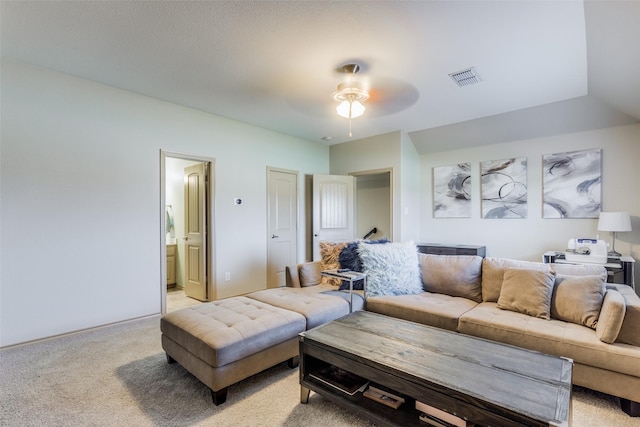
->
[[597, 211, 632, 257]]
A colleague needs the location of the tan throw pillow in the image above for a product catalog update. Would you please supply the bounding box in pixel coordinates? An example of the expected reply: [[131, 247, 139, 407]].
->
[[497, 268, 556, 319], [319, 241, 347, 286], [298, 262, 322, 287], [420, 254, 483, 302], [550, 274, 605, 329], [482, 258, 552, 302], [596, 289, 626, 344]]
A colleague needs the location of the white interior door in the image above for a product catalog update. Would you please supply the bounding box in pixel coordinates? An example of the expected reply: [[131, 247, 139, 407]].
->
[[267, 169, 298, 288], [184, 163, 208, 301], [312, 174, 356, 260]]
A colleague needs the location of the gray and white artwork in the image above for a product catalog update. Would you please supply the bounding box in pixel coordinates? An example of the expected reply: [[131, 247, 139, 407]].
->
[[433, 163, 471, 218], [543, 148, 601, 218], [481, 157, 527, 218]]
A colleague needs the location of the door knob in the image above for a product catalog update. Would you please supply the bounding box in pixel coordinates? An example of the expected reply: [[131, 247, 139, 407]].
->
[[272, 234, 279, 239]]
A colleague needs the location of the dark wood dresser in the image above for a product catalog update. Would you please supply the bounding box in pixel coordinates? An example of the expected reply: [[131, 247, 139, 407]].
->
[[417, 243, 486, 257]]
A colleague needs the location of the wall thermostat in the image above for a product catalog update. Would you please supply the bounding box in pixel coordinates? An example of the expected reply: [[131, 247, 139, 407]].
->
[[234, 198, 243, 205]]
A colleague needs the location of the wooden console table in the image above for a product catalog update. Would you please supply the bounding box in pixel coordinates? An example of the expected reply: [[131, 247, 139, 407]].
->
[[299, 311, 572, 427]]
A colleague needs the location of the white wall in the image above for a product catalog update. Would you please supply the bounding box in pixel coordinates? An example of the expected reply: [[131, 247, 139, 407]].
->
[[419, 124, 640, 276], [0, 61, 329, 346]]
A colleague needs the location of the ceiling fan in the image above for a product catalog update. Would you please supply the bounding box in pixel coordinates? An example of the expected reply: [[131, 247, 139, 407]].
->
[[285, 61, 419, 135]]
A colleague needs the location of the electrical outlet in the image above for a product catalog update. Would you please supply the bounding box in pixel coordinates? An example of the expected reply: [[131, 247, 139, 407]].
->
[[225, 272, 231, 281]]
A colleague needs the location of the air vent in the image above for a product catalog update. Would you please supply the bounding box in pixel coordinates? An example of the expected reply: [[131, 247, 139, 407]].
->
[[449, 67, 481, 87]]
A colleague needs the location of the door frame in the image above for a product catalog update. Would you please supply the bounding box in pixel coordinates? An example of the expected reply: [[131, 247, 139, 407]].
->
[[160, 150, 216, 313], [266, 167, 299, 287]]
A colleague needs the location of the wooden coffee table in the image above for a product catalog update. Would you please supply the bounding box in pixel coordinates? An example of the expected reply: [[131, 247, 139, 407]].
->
[[299, 311, 572, 427]]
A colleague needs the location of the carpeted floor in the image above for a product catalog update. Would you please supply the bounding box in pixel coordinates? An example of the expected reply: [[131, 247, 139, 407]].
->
[[0, 315, 637, 426]]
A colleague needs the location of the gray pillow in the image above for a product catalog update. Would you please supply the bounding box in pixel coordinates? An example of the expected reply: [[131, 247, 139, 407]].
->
[[359, 241, 423, 298], [420, 254, 483, 302], [497, 268, 556, 319], [550, 274, 605, 329]]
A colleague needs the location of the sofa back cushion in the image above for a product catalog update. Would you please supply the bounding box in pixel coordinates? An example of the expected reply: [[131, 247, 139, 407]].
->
[[298, 262, 322, 287], [482, 257, 552, 302], [420, 254, 483, 302], [550, 274, 605, 329], [550, 263, 607, 280]]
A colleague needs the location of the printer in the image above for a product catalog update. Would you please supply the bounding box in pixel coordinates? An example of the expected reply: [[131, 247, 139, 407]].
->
[[565, 238, 608, 264]]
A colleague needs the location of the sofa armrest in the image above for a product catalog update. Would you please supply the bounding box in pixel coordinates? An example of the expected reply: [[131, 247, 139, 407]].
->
[[285, 261, 322, 288], [608, 284, 640, 346]]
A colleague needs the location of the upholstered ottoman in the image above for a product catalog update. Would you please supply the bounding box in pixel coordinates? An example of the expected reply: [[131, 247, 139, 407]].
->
[[160, 296, 306, 405]]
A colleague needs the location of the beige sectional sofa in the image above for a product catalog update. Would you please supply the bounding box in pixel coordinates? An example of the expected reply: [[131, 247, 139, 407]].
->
[[286, 251, 640, 417]]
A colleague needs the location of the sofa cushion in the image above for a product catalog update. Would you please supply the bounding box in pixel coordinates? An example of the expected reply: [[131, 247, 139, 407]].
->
[[497, 268, 556, 319], [420, 254, 483, 303], [319, 241, 348, 286], [247, 287, 352, 329], [596, 289, 626, 344], [365, 292, 478, 332], [298, 262, 322, 287], [459, 302, 640, 378], [359, 241, 422, 298], [551, 263, 607, 281], [482, 257, 552, 302], [551, 274, 605, 329]]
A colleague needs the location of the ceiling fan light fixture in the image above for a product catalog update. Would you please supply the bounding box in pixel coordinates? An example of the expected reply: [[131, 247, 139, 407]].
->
[[333, 63, 369, 136], [336, 99, 365, 118]]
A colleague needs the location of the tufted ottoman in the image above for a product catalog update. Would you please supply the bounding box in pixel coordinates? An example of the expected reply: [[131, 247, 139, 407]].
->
[[161, 296, 306, 405]]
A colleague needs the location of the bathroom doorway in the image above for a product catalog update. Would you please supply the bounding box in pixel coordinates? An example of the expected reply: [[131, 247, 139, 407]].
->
[[160, 151, 215, 313]]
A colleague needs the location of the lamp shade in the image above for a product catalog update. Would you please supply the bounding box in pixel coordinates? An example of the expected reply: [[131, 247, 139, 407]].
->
[[597, 212, 632, 232]]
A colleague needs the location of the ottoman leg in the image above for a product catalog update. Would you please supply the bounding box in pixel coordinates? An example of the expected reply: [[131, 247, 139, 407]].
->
[[166, 354, 176, 364], [287, 356, 299, 369], [211, 387, 228, 406]]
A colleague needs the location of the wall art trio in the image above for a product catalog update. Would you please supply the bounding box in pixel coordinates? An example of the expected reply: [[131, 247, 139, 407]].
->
[[432, 148, 601, 219]]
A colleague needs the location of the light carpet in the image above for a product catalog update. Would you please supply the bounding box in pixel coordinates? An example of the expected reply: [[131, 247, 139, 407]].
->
[[0, 315, 637, 426]]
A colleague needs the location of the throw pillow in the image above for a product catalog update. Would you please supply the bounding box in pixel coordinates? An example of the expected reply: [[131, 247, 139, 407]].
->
[[482, 258, 552, 302], [319, 241, 347, 286], [298, 262, 322, 287], [550, 274, 605, 329], [497, 268, 556, 319], [420, 254, 483, 302], [338, 239, 389, 290], [359, 241, 423, 298], [596, 289, 626, 344]]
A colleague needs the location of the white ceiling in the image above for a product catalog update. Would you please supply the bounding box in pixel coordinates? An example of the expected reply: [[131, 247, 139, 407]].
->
[[2, 1, 638, 153]]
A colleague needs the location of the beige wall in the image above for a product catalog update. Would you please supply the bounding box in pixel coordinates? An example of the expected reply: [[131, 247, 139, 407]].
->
[[419, 124, 640, 283]]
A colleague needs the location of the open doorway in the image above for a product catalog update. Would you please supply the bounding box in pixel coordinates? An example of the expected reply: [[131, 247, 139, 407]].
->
[[352, 169, 392, 241], [160, 151, 215, 314]]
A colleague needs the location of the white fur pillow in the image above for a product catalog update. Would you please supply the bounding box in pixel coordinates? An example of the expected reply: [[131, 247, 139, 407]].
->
[[359, 241, 422, 298]]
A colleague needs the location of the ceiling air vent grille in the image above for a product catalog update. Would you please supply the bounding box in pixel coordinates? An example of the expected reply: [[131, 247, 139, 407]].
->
[[449, 67, 481, 87]]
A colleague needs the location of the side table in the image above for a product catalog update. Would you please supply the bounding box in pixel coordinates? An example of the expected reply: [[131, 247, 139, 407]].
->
[[321, 269, 366, 313]]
